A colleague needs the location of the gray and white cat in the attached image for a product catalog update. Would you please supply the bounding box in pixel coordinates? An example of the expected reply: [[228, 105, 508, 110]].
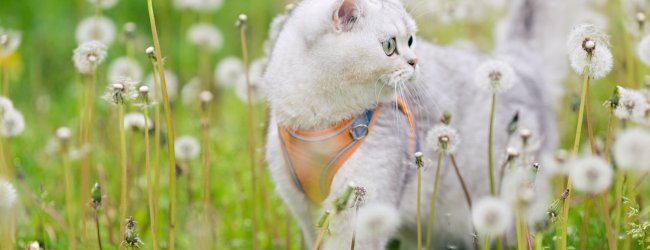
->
[[264, 0, 573, 248]]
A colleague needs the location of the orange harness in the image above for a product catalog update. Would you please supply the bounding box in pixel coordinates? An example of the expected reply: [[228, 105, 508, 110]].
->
[[278, 97, 420, 203]]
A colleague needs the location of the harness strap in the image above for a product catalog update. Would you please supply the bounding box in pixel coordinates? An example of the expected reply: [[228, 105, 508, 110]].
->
[[278, 96, 419, 203]]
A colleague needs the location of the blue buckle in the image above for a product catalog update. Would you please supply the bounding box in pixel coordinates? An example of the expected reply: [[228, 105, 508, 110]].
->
[[350, 124, 369, 140]]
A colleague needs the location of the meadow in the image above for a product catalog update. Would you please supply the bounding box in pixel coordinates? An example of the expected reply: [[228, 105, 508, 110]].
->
[[0, 0, 650, 249]]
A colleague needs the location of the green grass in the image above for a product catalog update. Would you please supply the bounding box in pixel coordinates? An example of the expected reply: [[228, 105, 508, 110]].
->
[[1, 0, 650, 249]]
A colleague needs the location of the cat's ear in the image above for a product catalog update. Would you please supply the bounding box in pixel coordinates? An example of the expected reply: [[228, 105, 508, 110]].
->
[[332, 0, 361, 32]]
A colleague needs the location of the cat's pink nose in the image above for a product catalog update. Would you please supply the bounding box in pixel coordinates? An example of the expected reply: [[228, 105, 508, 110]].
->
[[408, 58, 418, 67]]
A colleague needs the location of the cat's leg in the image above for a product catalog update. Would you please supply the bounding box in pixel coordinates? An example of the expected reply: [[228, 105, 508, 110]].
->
[[320, 138, 409, 250], [266, 126, 318, 245]]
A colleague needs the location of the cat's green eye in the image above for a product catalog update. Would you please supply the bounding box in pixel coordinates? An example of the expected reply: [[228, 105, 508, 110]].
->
[[383, 38, 396, 56]]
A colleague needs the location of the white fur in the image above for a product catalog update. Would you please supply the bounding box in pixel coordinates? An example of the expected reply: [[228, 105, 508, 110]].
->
[[264, 0, 570, 248]]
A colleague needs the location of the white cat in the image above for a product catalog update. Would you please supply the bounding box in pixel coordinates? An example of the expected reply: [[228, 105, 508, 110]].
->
[[264, 0, 574, 248]]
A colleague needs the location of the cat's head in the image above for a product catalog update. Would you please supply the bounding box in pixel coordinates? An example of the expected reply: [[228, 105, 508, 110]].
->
[[267, 0, 418, 93], [265, 0, 418, 129]]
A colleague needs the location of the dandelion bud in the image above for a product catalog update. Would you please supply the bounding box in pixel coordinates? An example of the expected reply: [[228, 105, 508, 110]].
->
[[139, 85, 149, 94], [506, 147, 520, 162], [333, 183, 354, 212], [441, 112, 452, 125], [113, 83, 124, 90], [637, 12, 646, 23], [506, 112, 519, 136], [317, 210, 331, 228], [237, 14, 248, 27], [200, 90, 213, 103], [91, 182, 102, 207], [123, 217, 144, 248], [520, 128, 532, 145], [27, 241, 41, 250], [123, 22, 136, 38], [56, 127, 71, 141], [414, 151, 424, 168], [285, 3, 296, 12], [145, 46, 155, 59]]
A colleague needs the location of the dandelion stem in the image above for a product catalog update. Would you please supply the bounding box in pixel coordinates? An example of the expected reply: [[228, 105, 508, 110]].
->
[[0, 137, 10, 179], [487, 93, 497, 195], [560, 62, 591, 250], [144, 101, 158, 250], [313, 212, 331, 250], [80, 72, 96, 244], [145, 1, 178, 248], [585, 84, 597, 155], [579, 197, 592, 250], [515, 209, 525, 250], [534, 232, 542, 250], [1, 61, 8, 96], [148, 58, 162, 241], [95, 209, 104, 250], [416, 155, 423, 250], [118, 102, 128, 250], [425, 151, 444, 250], [602, 110, 617, 250], [62, 141, 77, 250], [450, 155, 473, 209], [238, 15, 259, 250], [482, 236, 490, 250]]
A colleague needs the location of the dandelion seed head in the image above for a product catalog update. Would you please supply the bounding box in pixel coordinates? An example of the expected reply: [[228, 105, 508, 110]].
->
[[108, 57, 143, 83], [613, 128, 650, 171], [569, 156, 613, 194], [123, 22, 136, 38], [214, 56, 243, 87], [614, 86, 649, 121], [239, 14, 248, 22], [139, 86, 149, 94], [146, 70, 179, 101], [200, 91, 213, 103], [356, 203, 401, 241], [102, 79, 138, 105], [187, 23, 223, 51], [235, 58, 266, 103], [542, 150, 571, 176], [501, 169, 535, 208], [181, 77, 201, 106], [567, 24, 613, 79], [637, 35, 650, 67], [426, 124, 460, 154], [1, 109, 25, 138], [124, 112, 153, 131], [56, 127, 71, 141], [0, 28, 21, 58], [0, 179, 17, 212], [175, 135, 201, 161], [73, 41, 107, 75], [0, 96, 13, 114], [472, 197, 512, 237], [87, 0, 118, 9], [75, 16, 116, 46], [474, 60, 515, 93], [27, 241, 41, 250]]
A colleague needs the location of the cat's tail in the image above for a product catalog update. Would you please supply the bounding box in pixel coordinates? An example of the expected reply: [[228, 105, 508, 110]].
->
[[496, 0, 583, 98]]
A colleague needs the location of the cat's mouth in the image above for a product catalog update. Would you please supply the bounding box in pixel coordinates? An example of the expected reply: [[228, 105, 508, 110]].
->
[[378, 67, 418, 88]]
